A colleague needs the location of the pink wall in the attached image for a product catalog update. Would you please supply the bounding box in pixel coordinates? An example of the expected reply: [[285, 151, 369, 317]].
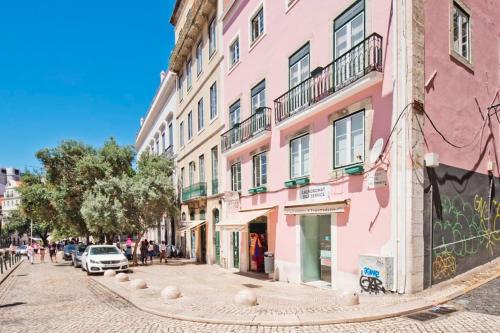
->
[[223, 0, 394, 276], [424, 0, 500, 177]]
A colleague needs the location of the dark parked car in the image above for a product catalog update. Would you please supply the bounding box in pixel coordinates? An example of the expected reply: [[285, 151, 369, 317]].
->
[[63, 244, 77, 261], [72, 244, 87, 268]]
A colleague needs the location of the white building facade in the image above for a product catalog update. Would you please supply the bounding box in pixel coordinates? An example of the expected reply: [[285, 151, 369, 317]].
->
[[135, 71, 178, 245]]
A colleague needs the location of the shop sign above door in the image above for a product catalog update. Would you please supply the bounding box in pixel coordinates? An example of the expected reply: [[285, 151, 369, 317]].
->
[[299, 185, 331, 202]]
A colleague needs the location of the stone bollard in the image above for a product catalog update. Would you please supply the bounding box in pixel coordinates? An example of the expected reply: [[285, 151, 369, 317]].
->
[[104, 270, 116, 277], [336, 291, 360, 306], [161, 286, 181, 301], [234, 289, 258, 306], [130, 278, 147, 290], [115, 272, 129, 282]]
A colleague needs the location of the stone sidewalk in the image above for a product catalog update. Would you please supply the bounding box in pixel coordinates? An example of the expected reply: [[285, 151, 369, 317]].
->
[[92, 257, 500, 326]]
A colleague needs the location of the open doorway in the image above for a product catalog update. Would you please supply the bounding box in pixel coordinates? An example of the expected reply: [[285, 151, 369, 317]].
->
[[300, 215, 331, 287], [248, 216, 267, 273]]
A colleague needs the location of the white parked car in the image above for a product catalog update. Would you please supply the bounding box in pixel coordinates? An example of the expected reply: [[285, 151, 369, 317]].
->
[[16, 245, 28, 256], [81, 245, 129, 275]]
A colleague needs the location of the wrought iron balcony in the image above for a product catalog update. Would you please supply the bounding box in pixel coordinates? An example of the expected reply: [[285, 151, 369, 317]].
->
[[164, 145, 174, 158], [221, 107, 272, 152], [274, 33, 383, 124], [181, 182, 207, 202]]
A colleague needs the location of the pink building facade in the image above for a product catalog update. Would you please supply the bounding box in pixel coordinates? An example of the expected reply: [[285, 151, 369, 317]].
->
[[216, 0, 499, 293], [218, 0, 395, 292]]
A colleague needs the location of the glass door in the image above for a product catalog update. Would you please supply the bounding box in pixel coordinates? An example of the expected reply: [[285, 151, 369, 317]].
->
[[300, 215, 331, 285], [334, 12, 364, 88], [215, 231, 220, 265], [232, 231, 239, 269]]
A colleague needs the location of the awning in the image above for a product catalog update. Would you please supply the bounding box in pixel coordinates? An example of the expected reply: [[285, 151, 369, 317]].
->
[[217, 208, 272, 227], [177, 220, 206, 233], [284, 200, 348, 215]]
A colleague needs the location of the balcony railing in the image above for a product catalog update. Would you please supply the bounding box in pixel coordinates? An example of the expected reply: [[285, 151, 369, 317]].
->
[[221, 107, 272, 152], [274, 33, 383, 124], [181, 182, 207, 202], [211, 179, 219, 195], [164, 145, 174, 158]]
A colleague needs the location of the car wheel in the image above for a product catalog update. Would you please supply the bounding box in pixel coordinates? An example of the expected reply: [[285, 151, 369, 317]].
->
[[86, 264, 91, 276]]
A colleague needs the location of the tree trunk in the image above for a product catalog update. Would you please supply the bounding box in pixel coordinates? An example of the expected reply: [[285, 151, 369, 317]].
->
[[132, 231, 144, 266]]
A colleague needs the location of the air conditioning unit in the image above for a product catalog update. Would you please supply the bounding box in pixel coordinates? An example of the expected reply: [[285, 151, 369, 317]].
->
[[359, 255, 393, 294]]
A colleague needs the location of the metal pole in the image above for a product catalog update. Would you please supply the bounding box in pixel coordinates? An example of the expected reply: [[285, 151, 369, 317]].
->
[[30, 219, 33, 244]]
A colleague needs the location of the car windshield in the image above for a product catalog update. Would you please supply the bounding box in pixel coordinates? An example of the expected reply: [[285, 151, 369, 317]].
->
[[90, 247, 120, 255], [19, 245, 27, 249], [64, 245, 76, 252]]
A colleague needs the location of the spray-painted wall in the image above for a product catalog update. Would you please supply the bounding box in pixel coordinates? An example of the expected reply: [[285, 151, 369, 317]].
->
[[423, 164, 500, 287]]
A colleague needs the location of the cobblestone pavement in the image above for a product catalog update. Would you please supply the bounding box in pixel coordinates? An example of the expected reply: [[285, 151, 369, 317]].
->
[[0, 261, 499, 333]]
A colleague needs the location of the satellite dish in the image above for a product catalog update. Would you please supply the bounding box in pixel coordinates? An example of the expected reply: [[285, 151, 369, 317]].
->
[[370, 138, 384, 163]]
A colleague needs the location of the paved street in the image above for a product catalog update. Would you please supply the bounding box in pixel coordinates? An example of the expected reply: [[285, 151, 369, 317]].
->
[[0, 261, 499, 333]]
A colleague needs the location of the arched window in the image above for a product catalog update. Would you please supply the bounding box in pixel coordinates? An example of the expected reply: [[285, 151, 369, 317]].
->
[[190, 210, 195, 221], [181, 212, 186, 221], [200, 209, 206, 220]]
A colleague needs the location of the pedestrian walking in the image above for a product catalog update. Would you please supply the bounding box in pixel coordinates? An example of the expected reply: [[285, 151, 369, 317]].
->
[[27, 243, 34, 264], [39, 245, 46, 263], [159, 241, 167, 264], [9, 243, 16, 255], [140, 240, 148, 265], [147, 241, 155, 264], [49, 242, 57, 263]]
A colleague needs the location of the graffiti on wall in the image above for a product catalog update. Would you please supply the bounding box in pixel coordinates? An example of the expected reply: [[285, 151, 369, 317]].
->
[[359, 266, 386, 294], [426, 165, 500, 285]]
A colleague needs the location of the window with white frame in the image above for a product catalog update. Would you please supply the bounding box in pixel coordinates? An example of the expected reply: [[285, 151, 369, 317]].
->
[[179, 121, 184, 147], [253, 152, 267, 187], [289, 43, 310, 89], [251, 80, 266, 113], [188, 111, 193, 140], [181, 167, 185, 187], [290, 134, 310, 179], [251, 7, 264, 43], [210, 82, 217, 119], [168, 123, 173, 147], [208, 17, 216, 57], [334, 111, 364, 168], [229, 100, 240, 126], [177, 72, 184, 101], [196, 40, 203, 75], [189, 161, 195, 186], [211, 146, 218, 181], [231, 162, 241, 192], [161, 132, 166, 151], [230, 38, 240, 67], [186, 59, 192, 89], [198, 154, 205, 183], [334, 0, 364, 59], [198, 98, 204, 131], [452, 2, 471, 62]]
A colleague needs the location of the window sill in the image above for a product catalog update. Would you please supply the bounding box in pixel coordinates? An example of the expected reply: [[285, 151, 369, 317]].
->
[[227, 60, 241, 75], [249, 33, 266, 53], [197, 128, 206, 136], [209, 50, 218, 62], [450, 50, 474, 72], [197, 70, 204, 79], [285, 0, 299, 14], [209, 115, 219, 125]]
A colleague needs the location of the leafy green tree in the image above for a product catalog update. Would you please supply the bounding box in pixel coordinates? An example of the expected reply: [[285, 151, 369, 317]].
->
[[3, 210, 51, 245], [36, 140, 95, 238]]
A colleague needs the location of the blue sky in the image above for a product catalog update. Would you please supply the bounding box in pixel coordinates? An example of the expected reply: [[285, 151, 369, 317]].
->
[[0, 0, 175, 169]]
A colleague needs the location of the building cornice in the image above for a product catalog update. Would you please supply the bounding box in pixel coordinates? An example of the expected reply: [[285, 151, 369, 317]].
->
[[169, 0, 217, 74]]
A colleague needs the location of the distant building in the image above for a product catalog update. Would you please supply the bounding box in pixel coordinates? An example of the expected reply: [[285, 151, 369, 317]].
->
[[0, 167, 21, 196], [136, 71, 178, 245]]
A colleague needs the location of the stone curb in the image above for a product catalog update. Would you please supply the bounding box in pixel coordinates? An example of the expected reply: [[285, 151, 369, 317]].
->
[[0, 258, 24, 286], [91, 265, 500, 327]]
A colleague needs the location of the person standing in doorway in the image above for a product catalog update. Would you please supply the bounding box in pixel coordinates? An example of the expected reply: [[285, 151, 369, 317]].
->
[[159, 241, 167, 264]]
